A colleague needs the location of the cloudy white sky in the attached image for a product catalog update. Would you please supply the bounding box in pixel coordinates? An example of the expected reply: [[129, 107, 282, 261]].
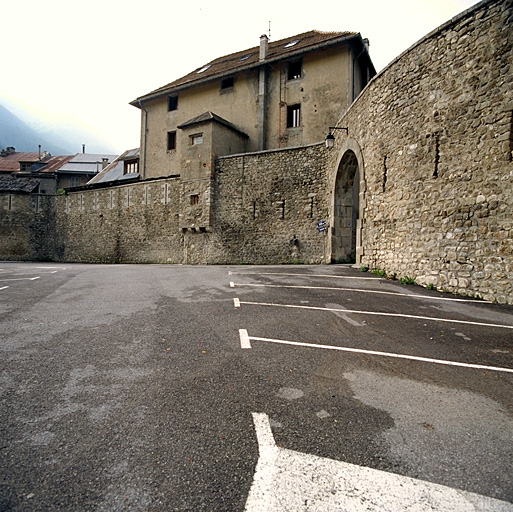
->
[[2, 0, 481, 153]]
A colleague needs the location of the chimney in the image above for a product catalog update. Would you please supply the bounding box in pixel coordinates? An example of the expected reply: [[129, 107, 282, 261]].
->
[[82, 144, 86, 154], [259, 34, 268, 61], [363, 38, 370, 52], [102, 158, 109, 170], [38, 145, 41, 159]]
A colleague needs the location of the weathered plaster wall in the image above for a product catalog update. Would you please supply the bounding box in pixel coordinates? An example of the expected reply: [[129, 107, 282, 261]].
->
[[328, 0, 513, 303]]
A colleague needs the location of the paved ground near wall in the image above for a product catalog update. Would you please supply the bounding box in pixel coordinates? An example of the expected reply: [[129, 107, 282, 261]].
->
[[0, 262, 512, 511]]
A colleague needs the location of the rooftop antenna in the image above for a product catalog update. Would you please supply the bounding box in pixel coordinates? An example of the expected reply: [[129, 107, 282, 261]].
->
[[268, 21, 271, 40]]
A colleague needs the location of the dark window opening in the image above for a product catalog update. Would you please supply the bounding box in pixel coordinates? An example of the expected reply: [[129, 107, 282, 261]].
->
[[287, 104, 301, 128], [287, 59, 302, 80], [168, 95, 178, 111], [221, 77, 234, 90], [190, 194, 199, 205], [167, 131, 176, 151]]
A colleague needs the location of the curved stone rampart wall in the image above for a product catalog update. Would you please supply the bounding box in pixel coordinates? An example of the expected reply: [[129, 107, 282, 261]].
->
[[329, 0, 512, 303]]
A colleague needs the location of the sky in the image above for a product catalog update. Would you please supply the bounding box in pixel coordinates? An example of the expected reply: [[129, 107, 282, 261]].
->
[[1, 0, 481, 153]]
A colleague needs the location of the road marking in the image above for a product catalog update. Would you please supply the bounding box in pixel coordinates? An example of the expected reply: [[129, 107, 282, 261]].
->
[[0, 286, 8, 291], [236, 300, 513, 330], [238, 331, 513, 374], [239, 329, 252, 348], [245, 413, 513, 511], [234, 298, 241, 308], [230, 282, 483, 303], [0, 276, 40, 282], [230, 271, 378, 280]]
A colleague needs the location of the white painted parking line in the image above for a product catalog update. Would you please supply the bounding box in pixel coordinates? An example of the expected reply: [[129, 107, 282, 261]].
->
[[0, 286, 9, 291], [239, 329, 251, 348], [0, 276, 40, 282], [229, 271, 378, 280], [231, 282, 482, 303], [234, 298, 241, 308], [238, 331, 513, 374], [235, 299, 513, 330], [245, 412, 513, 511]]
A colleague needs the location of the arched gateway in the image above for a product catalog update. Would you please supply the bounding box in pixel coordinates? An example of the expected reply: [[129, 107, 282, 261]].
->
[[331, 148, 362, 264]]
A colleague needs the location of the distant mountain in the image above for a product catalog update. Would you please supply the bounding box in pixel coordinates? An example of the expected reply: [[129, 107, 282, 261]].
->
[[0, 100, 117, 155]]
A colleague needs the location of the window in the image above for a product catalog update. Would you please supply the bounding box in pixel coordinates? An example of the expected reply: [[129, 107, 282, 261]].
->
[[196, 64, 211, 74], [287, 59, 302, 80], [287, 104, 301, 128], [190, 194, 199, 205], [124, 159, 138, 174], [220, 77, 234, 91], [168, 95, 178, 111], [70, 177, 80, 187], [167, 131, 176, 150], [284, 40, 299, 48], [190, 133, 203, 145]]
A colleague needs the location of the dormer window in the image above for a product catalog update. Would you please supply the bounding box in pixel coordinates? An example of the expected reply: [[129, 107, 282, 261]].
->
[[287, 59, 302, 80], [124, 159, 139, 175]]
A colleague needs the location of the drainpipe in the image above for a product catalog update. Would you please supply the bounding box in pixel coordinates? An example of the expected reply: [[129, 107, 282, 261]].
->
[[258, 34, 268, 151], [138, 100, 148, 179]]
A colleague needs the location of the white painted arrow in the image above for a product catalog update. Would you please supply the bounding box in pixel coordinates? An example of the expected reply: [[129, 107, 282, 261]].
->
[[245, 413, 513, 511]]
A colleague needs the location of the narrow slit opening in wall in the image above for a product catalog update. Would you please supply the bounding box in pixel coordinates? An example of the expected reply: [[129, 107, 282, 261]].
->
[[383, 155, 388, 192], [310, 197, 314, 218], [509, 111, 513, 162], [252, 201, 256, 220], [8, 194, 12, 211], [433, 133, 440, 178], [281, 200, 286, 220]]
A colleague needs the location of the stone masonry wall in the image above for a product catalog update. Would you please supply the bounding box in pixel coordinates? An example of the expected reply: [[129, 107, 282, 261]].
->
[[328, 0, 513, 303], [207, 144, 330, 264], [0, 193, 56, 261], [55, 179, 183, 263]]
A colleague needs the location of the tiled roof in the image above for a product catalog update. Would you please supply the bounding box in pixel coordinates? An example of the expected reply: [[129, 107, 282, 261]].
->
[[177, 111, 249, 137], [0, 152, 49, 173], [131, 30, 359, 105], [0, 176, 40, 193]]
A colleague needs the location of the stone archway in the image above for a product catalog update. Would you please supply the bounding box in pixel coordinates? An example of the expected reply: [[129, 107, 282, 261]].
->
[[332, 150, 359, 263]]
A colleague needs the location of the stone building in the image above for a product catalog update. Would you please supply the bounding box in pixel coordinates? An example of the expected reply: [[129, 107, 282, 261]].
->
[[1, 0, 512, 304], [130, 30, 374, 230]]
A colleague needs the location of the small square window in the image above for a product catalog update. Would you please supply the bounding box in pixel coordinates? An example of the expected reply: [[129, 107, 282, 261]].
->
[[190, 194, 199, 205], [287, 104, 301, 128], [168, 95, 178, 111], [220, 77, 234, 90], [190, 133, 203, 145], [167, 131, 176, 150], [287, 59, 302, 80]]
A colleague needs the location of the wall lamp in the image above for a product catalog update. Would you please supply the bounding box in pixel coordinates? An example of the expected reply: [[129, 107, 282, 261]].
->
[[325, 127, 348, 148]]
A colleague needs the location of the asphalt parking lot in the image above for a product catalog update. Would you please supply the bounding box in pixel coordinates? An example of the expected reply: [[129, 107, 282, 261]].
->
[[1, 262, 512, 511]]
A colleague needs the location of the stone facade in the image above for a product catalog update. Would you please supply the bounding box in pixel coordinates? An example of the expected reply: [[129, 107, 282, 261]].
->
[[0, 193, 56, 261], [0, 0, 511, 304], [326, 0, 513, 303]]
